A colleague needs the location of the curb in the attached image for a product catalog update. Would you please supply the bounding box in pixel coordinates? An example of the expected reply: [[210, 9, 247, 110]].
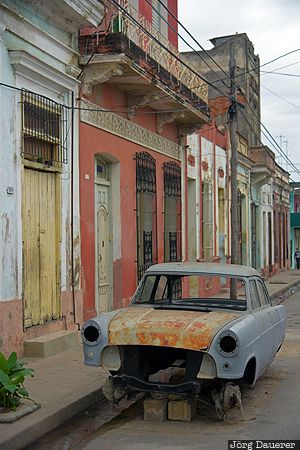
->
[[0, 389, 105, 450], [269, 278, 300, 301]]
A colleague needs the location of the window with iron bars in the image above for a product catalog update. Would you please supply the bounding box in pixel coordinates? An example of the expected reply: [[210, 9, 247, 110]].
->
[[163, 161, 182, 262], [136, 151, 157, 281], [21, 90, 68, 165]]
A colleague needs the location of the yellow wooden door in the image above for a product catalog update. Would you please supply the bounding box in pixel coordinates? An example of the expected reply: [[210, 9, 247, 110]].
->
[[23, 168, 60, 327]]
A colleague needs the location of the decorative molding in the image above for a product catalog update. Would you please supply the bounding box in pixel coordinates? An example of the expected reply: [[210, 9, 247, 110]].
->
[[9, 50, 79, 92], [202, 160, 209, 172], [80, 99, 180, 160], [157, 112, 185, 133], [63, 0, 105, 27], [82, 63, 123, 96]]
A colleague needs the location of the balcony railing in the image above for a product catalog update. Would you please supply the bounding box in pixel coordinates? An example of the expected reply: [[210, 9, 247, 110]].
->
[[111, 0, 208, 104]]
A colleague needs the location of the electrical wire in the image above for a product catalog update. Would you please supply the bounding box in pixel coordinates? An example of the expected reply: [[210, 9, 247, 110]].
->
[[85, 1, 300, 177], [261, 71, 300, 78], [212, 49, 300, 84], [262, 85, 300, 112], [149, 0, 299, 176], [239, 106, 300, 177], [261, 60, 300, 74], [3, 3, 299, 176], [143, 0, 231, 92], [0, 82, 209, 114], [238, 108, 296, 182], [154, 0, 244, 94]]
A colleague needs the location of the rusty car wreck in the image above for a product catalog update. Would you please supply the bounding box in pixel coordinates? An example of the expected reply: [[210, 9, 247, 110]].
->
[[81, 263, 286, 401]]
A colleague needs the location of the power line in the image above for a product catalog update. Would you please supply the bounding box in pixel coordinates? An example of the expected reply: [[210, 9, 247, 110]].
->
[[239, 106, 300, 176], [238, 108, 296, 182], [149, 0, 299, 175], [154, 0, 245, 95], [211, 48, 300, 84], [261, 60, 300, 74], [143, 0, 231, 92], [141, 0, 300, 176], [262, 85, 300, 112], [0, 81, 210, 114], [261, 70, 300, 78]]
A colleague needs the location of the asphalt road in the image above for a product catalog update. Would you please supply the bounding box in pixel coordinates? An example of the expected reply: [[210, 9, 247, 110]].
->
[[28, 292, 300, 450]]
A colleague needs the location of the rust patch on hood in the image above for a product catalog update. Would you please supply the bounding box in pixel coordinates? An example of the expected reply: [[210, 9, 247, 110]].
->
[[108, 307, 241, 351]]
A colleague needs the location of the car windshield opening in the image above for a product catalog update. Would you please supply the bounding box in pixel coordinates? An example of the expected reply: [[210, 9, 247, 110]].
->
[[133, 274, 247, 311]]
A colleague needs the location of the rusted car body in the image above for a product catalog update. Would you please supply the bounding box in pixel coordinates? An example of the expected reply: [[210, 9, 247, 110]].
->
[[82, 263, 286, 396]]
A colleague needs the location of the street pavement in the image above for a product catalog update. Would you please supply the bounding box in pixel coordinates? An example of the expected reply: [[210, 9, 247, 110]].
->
[[1, 268, 300, 450]]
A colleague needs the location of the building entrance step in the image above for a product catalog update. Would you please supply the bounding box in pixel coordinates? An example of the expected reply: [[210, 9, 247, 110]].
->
[[23, 330, 79, 358]]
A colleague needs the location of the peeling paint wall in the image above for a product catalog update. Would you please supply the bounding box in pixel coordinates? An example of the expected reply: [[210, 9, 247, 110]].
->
[[0, 31, 21, 302], [0, 0, 88, 354]]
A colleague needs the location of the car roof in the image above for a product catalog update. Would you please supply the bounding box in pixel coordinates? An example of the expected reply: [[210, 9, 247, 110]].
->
[[145, 262, 261, 278]]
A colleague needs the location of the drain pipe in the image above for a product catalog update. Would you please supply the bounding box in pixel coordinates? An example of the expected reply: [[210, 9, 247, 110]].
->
[[71, 91, 80, 330]]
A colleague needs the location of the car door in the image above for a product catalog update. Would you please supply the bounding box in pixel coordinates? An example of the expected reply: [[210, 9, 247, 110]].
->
[[249, 279, 274, 374], [256, 279, 285, 357]]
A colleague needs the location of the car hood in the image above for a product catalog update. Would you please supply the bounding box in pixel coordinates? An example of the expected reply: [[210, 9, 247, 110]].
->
[[108, 307, 241, 351]]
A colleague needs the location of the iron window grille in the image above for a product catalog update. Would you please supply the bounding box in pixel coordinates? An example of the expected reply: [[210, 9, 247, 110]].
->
[[136, 151, 157, 281], [21, 89, 69, 165], [163, 161, 182, 262]]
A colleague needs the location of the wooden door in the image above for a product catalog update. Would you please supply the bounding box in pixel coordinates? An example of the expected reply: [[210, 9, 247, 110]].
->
[[23, 168, 59, 327], [95, 184, 110, 313]]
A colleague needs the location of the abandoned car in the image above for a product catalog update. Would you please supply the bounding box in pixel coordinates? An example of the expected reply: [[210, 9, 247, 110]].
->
[[81, 263, 286, 397]]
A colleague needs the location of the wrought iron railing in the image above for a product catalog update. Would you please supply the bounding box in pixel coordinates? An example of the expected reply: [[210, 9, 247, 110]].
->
[[112, 0, 208, 104]]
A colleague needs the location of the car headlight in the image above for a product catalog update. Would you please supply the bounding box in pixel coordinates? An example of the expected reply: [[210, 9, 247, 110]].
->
[[217, 331, 239, 356], [82, 321, 102, 345]]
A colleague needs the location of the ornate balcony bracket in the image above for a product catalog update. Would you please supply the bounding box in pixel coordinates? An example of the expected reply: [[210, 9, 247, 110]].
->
[[157, 112, 185, 134], [178, 125, 201, 138], [82, 63, 124, 96], [127, 93, 164, 119]]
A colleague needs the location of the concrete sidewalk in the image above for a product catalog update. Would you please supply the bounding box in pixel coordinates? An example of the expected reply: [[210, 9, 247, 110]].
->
[[1, 269, 300, 450]]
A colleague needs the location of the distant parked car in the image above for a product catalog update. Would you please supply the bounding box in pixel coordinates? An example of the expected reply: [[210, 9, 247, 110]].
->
[[81, 263, 286, 396]]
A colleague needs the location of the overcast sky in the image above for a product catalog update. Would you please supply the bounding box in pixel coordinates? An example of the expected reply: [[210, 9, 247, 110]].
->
[[178, 0, 300, 181]]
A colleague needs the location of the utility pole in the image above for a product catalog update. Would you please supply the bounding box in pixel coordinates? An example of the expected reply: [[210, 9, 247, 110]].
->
[[229, 42, 239, 266]]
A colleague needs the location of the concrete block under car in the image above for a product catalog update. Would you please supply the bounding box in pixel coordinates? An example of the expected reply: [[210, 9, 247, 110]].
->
[[168, 398, 196, 421], [143, 398, 168, 422]]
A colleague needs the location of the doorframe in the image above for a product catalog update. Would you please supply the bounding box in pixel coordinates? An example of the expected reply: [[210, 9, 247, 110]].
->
[[94, 173, 113, 314], [22, 161, 61, 327]]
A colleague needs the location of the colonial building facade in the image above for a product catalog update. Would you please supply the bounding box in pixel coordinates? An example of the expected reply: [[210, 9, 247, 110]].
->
[[0, 0, 103, 355], [78, 0, 209, 319]]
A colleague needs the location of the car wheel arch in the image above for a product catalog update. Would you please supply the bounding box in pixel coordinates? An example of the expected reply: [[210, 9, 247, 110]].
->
[[243, 356, 257, 386]]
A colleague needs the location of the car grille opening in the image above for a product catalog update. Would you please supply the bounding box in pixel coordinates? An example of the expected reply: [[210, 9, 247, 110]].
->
[[83, 325, 100, 343], [219, 336, 237, 353]]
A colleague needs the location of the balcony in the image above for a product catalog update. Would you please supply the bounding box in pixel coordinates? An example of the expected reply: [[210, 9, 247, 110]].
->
[[249, 145, 276, 187], [79, 1, 209, 130]]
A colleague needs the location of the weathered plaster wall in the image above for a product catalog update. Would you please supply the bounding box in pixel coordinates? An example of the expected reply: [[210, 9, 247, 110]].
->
[[80, 120, 181, 319], [0, 3, 82, 355], [0, 31, 21, 303]]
